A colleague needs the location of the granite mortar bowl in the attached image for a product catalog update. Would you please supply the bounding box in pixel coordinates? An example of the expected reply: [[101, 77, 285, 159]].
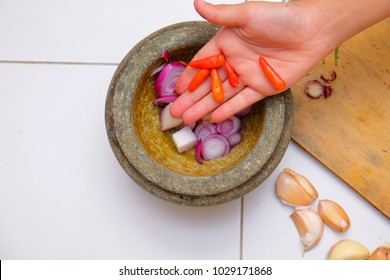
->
[[105, 21, 294, 206]]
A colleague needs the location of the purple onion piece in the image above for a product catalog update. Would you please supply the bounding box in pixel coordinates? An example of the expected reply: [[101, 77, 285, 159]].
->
[[154, 61, 185, 97], [216, 116, 241, 137], [150, 50, 170, 76], [323, 84, 333, 98], [195, 139, 203, 164], [201, 134, 230, 161], [305, 80, 324, 99], [194, 123, 217, 141], [228, 132, 243, 147], [153, 95, 179, 107], [320, 70, 337, 83]]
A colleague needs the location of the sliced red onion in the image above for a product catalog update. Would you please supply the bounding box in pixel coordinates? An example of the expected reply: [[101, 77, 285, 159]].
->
[[172, 126, 197, 153], [320, 70, 337, 83], [160, 103, 183, 131], [216, 116, 241, 137], [228, 132, 243, 147], [194, 123, 217, 141], [323, 84, 333, 98], [161, 49, 169, 61], [235, 105, 252, 117], [154, 61, 186, 97], [153, 94, 178, 107], [201, 134, 230, 161], [150, 50, 170, 76], [305, 80, 324, 99], [195, 139, 203, 164]]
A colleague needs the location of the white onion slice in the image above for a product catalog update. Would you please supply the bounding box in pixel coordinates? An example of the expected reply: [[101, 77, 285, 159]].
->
[[195, 139, 203, 164], [305, 80, 324, 99], [153, 94, 178, 107]]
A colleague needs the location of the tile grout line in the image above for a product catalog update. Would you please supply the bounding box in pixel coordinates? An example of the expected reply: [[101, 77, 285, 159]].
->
[[239, 196, 244, 260], [2, 57, 247, 260], [0, 60, 119, 66]]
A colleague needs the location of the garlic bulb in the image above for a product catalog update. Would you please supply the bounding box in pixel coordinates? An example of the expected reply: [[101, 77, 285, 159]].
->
[[290, 208, 324, 252], [276, 168, 318, 207], [368, 242, 390, 260], [327, 239, 369, 260], [318, 199, 351, 233]]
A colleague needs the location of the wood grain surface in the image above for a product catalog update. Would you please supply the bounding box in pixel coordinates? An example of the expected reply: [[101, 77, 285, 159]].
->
[[291, 18, 390, 218]]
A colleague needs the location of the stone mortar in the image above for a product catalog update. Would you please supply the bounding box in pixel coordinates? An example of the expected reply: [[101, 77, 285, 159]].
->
[[105, 21, 294, 205]]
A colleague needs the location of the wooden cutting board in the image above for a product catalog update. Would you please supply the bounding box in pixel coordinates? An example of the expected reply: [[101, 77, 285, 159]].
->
[[291, 18, 390, 219]]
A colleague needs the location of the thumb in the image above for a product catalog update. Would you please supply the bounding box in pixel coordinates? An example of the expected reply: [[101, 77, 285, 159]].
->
[[194, 0, 251, 27]]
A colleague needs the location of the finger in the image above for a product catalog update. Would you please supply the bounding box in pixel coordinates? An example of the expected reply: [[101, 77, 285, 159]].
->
[[194, 0, 253, 27], [182, 77, 246, 124], [174, 67, 200, 94], [171, 70, 228, 119], [175, 38, 221, 94], [170, 74, 213, 118], [211, 87, 266, 123]]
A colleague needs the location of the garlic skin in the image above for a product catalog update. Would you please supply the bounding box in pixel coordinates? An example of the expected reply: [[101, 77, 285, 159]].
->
[[318, 199, 351, 233], [276, 168, 319, 207], [290, 208, 324, 252], [327, 239, 369, 260], [368, 242, 390, 260]]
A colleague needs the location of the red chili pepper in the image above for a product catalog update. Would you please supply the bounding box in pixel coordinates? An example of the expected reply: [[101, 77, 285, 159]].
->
[[210, 68, 224, 103], [258, 56, 286, 91], [188, 68, 210, 92], [189, 54, 225, 69], [223, 61, 239, 88]]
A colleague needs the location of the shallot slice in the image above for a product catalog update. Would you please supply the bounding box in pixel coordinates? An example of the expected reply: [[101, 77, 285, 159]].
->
[[202, 134, 230, 161], [305, 80, 324, 99], [195, 139, 203, 164], [320, 71, 337, 82], [150, 49, 170, 76], [160, 103, 183, 131], [194, 123, 217, 141], [216, 116, 241, 137], [228, 132, 243, 147], [153, 94, 178, 107], [154, 61, 186, 97]]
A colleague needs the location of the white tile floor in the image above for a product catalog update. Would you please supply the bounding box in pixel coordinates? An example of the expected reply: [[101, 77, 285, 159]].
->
[[0, 0, 388, 260]]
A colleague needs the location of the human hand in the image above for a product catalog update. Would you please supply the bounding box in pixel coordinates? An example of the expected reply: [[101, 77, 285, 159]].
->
[[170, 0, 337, 123]]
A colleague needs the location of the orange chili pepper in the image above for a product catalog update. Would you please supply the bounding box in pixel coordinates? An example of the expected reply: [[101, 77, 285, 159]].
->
[[189, 54, 225, 69], [258, 56, 286, 91], [210, 68, 224, 103], [223, 61, 239, 88], [188, 68, 210, 92]]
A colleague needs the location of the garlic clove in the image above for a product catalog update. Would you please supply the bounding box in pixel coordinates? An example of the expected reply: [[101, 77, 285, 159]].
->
[[368, 242, 390, 260], [276, 168, 319, 207], [327, 239, 369, 260], [317, 199, 351, 233], [290, 208, 324, 252]]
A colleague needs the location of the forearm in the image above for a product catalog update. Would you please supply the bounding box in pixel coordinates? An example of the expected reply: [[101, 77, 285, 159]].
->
[[298, 0, 390, 48]]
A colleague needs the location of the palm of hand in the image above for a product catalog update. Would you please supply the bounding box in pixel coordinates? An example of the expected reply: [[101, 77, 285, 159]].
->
[[171, 4, 332, 123]]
